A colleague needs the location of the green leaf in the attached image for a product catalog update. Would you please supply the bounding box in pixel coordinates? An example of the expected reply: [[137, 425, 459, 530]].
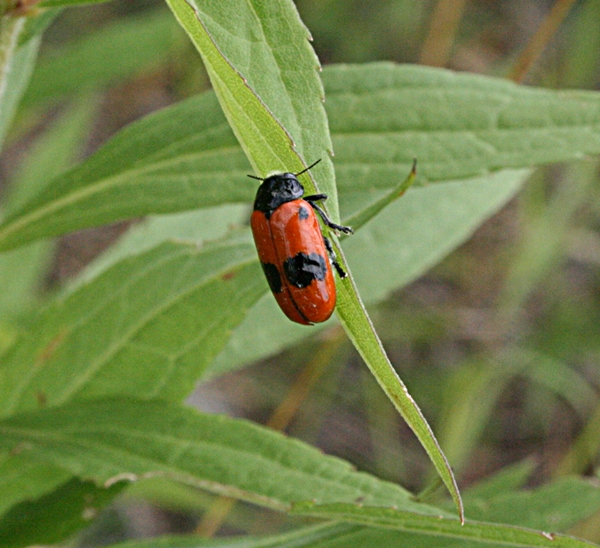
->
[[37, 0, 114, 6], [465, 477, 600, 533], [333, 252, 463, 520], [75, 205, 251, 287], [282, 475, 600, 548], [0, 399, 431, 511], [0, 454, 70, 515], [344, 159, 416, 231], [291, 502, 598, 548], [0, 92, 252, 252], [0, 477, 125, 548], [0, 239, 263, 418], [4, 95, 98, 216], [0, 17, 39, 151], [462, 460, 536, 502], [94, 523, 360, 548], [0, 96, 97, 321], [3, 62, 600, 253], [325, 63, 600, 184], [16, 473, 597, 548], [18, 8, 62, 46], [20, 8, 185, 108]]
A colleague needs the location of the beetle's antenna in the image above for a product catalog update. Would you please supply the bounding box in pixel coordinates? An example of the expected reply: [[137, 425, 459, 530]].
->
[[247, 174, 264, 181], [295, 158, 321, 177]]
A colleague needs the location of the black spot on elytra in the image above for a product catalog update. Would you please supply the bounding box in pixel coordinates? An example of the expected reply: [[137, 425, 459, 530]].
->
[[261, 262, 282, 293], [284, 253, 327, 289], [298, 206, 310, 220]]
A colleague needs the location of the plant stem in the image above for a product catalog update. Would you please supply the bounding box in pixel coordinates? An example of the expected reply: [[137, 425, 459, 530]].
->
[[419, 0, 467, 67], [0, 12, 25, 123], [508, 0, 578, 83]]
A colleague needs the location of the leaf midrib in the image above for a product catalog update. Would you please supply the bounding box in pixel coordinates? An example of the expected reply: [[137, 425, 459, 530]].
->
[[0, 417, 412, 510]]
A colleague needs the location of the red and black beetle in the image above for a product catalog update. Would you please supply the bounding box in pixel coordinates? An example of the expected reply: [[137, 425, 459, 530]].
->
[[249, 160, 353, 325]]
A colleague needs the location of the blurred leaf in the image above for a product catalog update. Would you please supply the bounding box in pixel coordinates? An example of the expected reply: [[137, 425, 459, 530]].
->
[[0, 18, 39, 150], [465, 477, 600, 532], [433, 360, 513, 479], [37, 0, 114, 6], [0, 399, 432, 511], [4, 95, 98, 216], [292, 500, 597, 548], [499, 161, 597, 314], [0, 454, 70, 515], [0, 477, 125, 548], [462, 460, 536, 503], [90, 524, 362, 548], [3, 63, 600, 252], [0, 97, 98, 321], [20, 8, 185, 108], [558, 402, 600, 477], [18, 8, 62, 46], [508, 348, 597, 419], [1, 91, 250, 252], [62, 523, 366, 548], [562, 0, 600, 88], [0, 239, 262, 418]]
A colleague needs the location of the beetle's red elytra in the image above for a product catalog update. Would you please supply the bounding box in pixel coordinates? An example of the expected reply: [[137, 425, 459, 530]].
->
[[249, 160, 353, 325]]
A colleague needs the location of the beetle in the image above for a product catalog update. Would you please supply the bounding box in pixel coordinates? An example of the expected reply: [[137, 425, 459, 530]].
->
[[249, 160, 353, 325]]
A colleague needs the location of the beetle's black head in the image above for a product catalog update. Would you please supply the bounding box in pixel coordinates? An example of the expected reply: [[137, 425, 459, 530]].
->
[[253, 173, 305, 217]]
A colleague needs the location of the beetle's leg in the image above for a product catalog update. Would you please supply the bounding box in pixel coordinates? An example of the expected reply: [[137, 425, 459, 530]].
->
[[323, 236, 347, 278], [305, 194, 353, 234]]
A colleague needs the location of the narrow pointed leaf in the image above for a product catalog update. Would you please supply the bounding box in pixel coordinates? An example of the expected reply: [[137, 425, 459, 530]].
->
[[292, 502, 597, 548], [165, 0, 338, 216], [334, 264, 463, 521], [344, 160, 416, 231]]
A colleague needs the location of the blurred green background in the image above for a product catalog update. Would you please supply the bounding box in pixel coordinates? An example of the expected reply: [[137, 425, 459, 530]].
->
[[3, 0, 600, 542]]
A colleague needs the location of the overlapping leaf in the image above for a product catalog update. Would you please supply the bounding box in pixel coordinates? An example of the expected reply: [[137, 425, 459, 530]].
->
[[2, 64, 600, 252], [0, 399, 428, 511]]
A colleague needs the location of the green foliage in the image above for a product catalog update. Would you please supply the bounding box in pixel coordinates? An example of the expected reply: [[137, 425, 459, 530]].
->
[[20, 8, 186, 108], [1, 2, 600, 548]]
